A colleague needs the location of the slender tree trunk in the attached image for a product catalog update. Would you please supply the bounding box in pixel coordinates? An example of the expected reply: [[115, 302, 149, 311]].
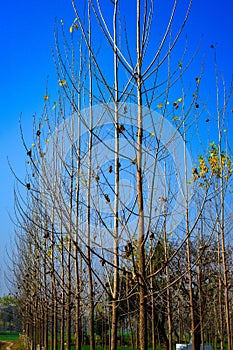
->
[[220, 205, 231, 350], [66, 237, 72, 350], [163, 171, 172, 350], [186, 236, 195, 350], [215, 53, 231, 350], [137, 70, 147, 350], [53, 298, 58, 350], [198, 244, 204, 350], [86, 4, 95, 349], [137, 68, 147, 350], [51, 222, 57, 350], [43, 227, 49, 350], [136, 0, 147, 346], [60, 226, 65, 350], [217, 231, 224, 350], [74, 244, 81, 350], [111, 2, 120, 350], [126, 273, 135, 350], [218, 163, 231, 350], [42, 300, 48, 349], [43, 300, 48, 350], [73, 48, 82, 350], [150, 247, 156, 350], [184, 126, 196, 350], [60, 290, 65, 350], [165, 232, 172, 350]]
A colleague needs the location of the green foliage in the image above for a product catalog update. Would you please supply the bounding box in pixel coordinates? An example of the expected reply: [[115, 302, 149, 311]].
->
[[0, 295, 17, 307]]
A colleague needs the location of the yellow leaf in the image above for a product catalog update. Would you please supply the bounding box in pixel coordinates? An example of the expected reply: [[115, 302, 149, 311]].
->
[[44, 139, 49, 143], [70, 25, 73, 33], [169, 232, 173, 237], [177, 98, 182, 103], [157, 103, 163, 109], [44, 95, 49, 100], [32, 143, 35, 147], [196, 77, 200, 83], [149, 132, 155, 138], [59, 79, 66, 86], [172, 116, 179, 121]]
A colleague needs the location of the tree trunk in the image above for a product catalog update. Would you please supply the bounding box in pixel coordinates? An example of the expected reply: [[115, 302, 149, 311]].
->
[[86, 5, 95, 348], [217, 231, 224, 350], [111, 2, 120, 349], [66, 237, 72, 350], [136, 1, 147, 349]]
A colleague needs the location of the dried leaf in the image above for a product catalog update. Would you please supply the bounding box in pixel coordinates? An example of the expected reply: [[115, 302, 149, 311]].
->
[[59, 79, 67, 86]]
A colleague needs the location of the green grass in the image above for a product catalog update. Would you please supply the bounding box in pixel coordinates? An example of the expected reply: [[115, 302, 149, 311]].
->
[[81, 347, 110, 350], [46, 346, 133, 350], [0, 331, 20, 341], [47, 346, 111, 350]]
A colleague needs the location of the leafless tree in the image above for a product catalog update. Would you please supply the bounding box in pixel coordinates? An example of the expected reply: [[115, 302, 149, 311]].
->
[[10, 2, 233, 350]]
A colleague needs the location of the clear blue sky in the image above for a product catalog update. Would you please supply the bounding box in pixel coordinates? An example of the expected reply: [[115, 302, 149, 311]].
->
[[0, 0, 232, 295]]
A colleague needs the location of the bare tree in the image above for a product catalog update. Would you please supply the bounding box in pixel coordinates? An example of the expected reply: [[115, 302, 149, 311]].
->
[[10, 2, 233, 350]]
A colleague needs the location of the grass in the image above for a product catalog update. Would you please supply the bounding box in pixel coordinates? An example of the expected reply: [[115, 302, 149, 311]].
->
[[0, 331, 20, 341]]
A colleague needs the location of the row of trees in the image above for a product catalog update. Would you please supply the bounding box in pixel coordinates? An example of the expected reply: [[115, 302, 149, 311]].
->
[[9, 1, 233, 350]]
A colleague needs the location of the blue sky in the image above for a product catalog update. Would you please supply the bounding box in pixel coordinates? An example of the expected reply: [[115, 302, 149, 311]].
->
[[0, 0, 232, 295]]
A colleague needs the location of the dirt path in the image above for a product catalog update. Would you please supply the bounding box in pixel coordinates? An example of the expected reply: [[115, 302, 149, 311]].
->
[[0, 341, 14, 350]]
